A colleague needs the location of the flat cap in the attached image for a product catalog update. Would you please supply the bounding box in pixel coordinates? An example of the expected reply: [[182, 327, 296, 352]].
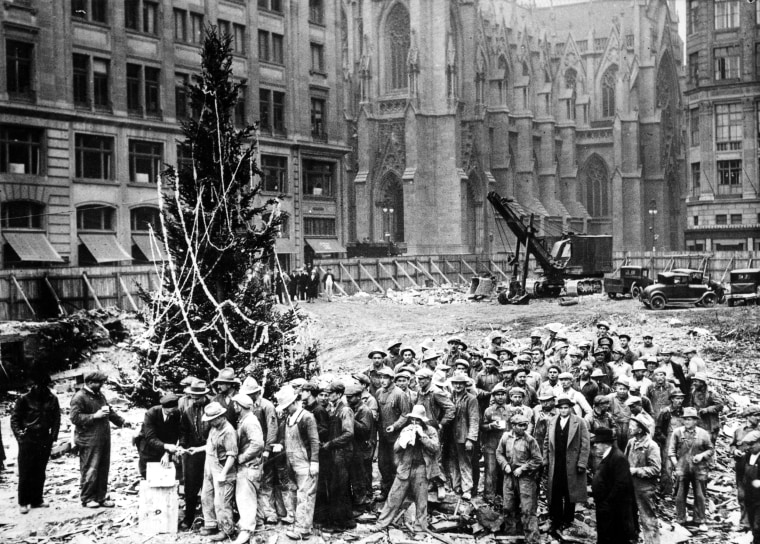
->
[[85, 371, 108, 384], [329, 381, 345, 394], [415, 368, 434, 379], [510, 414, 530, 426], [741, 431, 760, 445], [160, 393, 179, 408], [231, 393, 253, 409], [558, 372, 574, 380], [509, 387, 526, 397]]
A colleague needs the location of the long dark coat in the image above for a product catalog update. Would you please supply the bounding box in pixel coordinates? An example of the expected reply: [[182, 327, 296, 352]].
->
[[591, 446, 638, 544], [544, 414, 590, 504]]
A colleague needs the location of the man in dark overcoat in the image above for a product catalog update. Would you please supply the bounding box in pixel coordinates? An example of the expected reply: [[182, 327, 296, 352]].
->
[[591, 427, 637, 544], [69, 371, 130, 508], [134, 394, 181, 478], [543, 394, 589, 532], [11, 369, 60, 513]]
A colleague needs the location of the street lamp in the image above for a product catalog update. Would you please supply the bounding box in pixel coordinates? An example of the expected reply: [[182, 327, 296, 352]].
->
[[648, 199, 658, 253], [382, 203, 394, 256]]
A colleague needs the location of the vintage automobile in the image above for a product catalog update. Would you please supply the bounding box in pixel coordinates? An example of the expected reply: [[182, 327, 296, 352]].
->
[[603, 265, 653, 299], [726, 268, 760, 307], [639, 269, 723, 310]]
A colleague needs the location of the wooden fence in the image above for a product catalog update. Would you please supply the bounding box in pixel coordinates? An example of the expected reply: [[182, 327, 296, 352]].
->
[[0, 251, 757, 320]]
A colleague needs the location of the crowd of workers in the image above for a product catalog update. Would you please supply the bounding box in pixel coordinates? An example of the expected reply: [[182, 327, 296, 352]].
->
[[6, 320, 760, 544]]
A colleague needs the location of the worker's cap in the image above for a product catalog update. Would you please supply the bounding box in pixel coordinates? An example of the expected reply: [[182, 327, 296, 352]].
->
[[301, 381, 322, 395], [530, 329, 543, 338], [555, 332, 569, 342], [288, 378, 308, 390], [555, 394, 575, 407], [447, 337, 468, 350], [159, 393, 179, 408], [579, 361, 593, 370], [531, 347, 545, 356], [624, 395, 643, 406], [376, 367, 395, 378], [434, 363, 451, 372], [590, 368, 607, 379], [387, 340, 403, 350], [454, 358, 470, 370], [614, 376, 630, 388], [231, 393, 253, 409], [618, 333, 631, 341], [329, 380, 346, 394], [394, 371, 412, 381], [509, 387, 526, 397], [593, 347, 606, 355], [741, 431, 760, 446], [683, 346, 698, 354], [682, 407, 700, 420], [469, 350, 483, 359], [201, 402, 227, 422], [449, 372, 471, 384], [416, 368, 434, 379], [513, 367, 529, 377], [399, 346, 416, 357], [596, 321, 611, 330], [591, 428, 615, 444], [240, 377, 263, 395], [491, 383, 508, 395], [538, 392, 556, 401], [547, 364, 562, 373], [84, 371, 108, 384], [558, 372, 574, 380], [423, 351, 442, 362], [483, 355, 501, 365], [660, 348, 673, 356], [344, 383, 363, 397], [578, 340, 592, 348], [597, 337, 613, 347], [743, 406, 760, 417], [351, 373, 371, 387], [670, 390, 686, 399], [517, 355, 533, 364], [612, 346, 626, 355], [510, 414, 530, 426], [569, 349, 584, 357], [554, 342, 569, 350], [692, 372, 709, 384], [368, 348, 387, 359], [593, 395, 610, 406], [632, 360, 647, 372], [642, 332, 654, 338]]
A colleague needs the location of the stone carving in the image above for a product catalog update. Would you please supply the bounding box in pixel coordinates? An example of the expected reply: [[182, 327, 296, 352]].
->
[[375, 120, 406, 180], [378, 99, 407, 116]]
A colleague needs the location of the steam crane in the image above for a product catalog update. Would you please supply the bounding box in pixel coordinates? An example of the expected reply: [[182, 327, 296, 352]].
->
[[487, 191, 613, 303]]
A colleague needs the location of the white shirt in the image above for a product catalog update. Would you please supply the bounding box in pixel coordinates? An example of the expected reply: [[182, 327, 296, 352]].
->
[[750, 453, 760, 466], [559, 415, 570, 429], [601, 445, 613, 459]]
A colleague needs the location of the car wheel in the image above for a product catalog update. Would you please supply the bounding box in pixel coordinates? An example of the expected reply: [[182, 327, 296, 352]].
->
[[727, 299, 734, 308], [701, 294, 717, 308], [608, 292, 616, 299], [650, 296, 666, 310], [631, 284, 642, 299]]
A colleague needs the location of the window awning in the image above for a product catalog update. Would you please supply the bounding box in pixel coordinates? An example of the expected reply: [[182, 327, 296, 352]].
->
[[132, 234, 167, 262], [3, 232, 64, 262], [305, 238, 346, 254], [78, 234, 132, 263]]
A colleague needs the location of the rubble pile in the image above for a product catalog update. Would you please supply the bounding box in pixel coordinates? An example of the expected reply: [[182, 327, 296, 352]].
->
[[384, 286, 473, 306]]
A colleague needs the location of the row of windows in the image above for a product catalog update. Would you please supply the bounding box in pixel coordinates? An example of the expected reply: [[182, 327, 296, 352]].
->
[[0, 201, 160, 232], [686, 102, 760, 150], [71, 0, 325, 29], [688, 45, 748, 86], [690, 159, 744, 196], [687, 0, 760, 34]]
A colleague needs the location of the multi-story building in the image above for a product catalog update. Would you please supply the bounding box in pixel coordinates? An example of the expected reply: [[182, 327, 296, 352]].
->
[[0, 0, 349, 270], [344, 0, 685, 254], [684, 0, 760, 252]]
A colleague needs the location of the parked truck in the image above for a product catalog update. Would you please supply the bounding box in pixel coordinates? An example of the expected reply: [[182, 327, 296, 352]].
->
[[603, 265, 654, 299], [486, 191, 613, 301], [726, 268, 760, 306]]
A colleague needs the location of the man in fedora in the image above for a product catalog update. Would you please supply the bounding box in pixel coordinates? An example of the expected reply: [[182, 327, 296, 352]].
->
[[364, 348, 388, 378], [231, 393, 264, 544], [496, 413, 542, 544], [179, 379, 210, 530], [134, 393, 181, 479], [69, 371, 129, 509], [199, 402, 238, 540], [447, 372, 479, 501], [591, 427, 636, 544], [377, 366, 413, 501], [11, 366, 60, 514], [211, 368, 241, 426], [625, 416, 661, 544], [240, 377, 280, 525], [668, 407, 713, 529], [375, 405, 440, 531], [277, 385, 320, 540], [544, 394, 590, 533]]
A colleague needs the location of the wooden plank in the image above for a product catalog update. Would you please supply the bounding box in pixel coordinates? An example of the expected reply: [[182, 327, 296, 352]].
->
[[460, 257, 478, 275], [340, 262, 362, 293], [406, 260, 437, 286], [414, 259, 439, 286], [119, 276, 140, 312], [359, 261, 385, 293], [720, 256, 734, 284], [44, 275, 66, 316], [10, 274, 36, 318], [443, 259, 469, 284], [377, 261, 403, 290], [489, 259, 510, 281], [317, 265, 347, 296], [393, 260, 420, 288], [429, 259, 450, 284], [81, 272, 104, 310]]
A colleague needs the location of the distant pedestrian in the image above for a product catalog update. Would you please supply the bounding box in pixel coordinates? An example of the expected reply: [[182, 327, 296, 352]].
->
[[11, 368, 60, 513], [69, 371, 129, 508], [591, 428, 637, 544], [323, 268, 336, 301], [306, 267, 320, 303]]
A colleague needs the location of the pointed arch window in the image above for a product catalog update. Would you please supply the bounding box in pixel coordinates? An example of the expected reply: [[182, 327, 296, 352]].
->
[[498, 56, 509, 106], [601, 66, 617, 118], [584, 156, 609, 217], [385, 4, 410, 91]]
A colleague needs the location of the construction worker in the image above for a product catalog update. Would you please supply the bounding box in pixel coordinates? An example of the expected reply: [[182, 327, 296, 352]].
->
[[230, 393, 264, 544], [731, 407, 760, 528], [481, 383, 510, 502], [446, 373, 479, 500], [625, 416, 661, 544], [321, 381, 356, 530], [345, 383, 375, 511], [377, 366, 413, 500]]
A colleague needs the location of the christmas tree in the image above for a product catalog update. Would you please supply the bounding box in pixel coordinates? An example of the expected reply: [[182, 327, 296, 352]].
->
[[134, 27, 317, 405]]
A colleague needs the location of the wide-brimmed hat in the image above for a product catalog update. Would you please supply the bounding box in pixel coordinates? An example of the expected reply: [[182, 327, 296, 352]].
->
[[618, 333, 631, 341], [614, 376, 630, 388], [416, 368, 434, 379], [555, 394, 575, 407], [530, 329, 543, 338], [741, 431, 760, 445], [399, 346, 416, 357], [544, 323, 563, 333], [212, 368, 241, 386], [274, 385, 299, 410], [500, 365, 516, 374], [578, 340, 592, 348], [483, 355, 500, 365], [202, 401, 227, 422], [406, 405, 429, 422], [454, 358, 470, 370], [420, 338, 435, 351], [692, 372, 709, 384], [683, 346, 698, 354], [368, 348, 387, 359], [240, 377, 263, 395], [591, 427, 615, 443], [231, 393, 253, 409], [491, 383, 508, 395], [387, 340, 402, 350], [447, 337, 468, 350], [632, 360, 647, 372], [376, 367, 395, 378], [590, 368, 607, 379], [538, 392, 556, 401], [449, 372, 470, 384], [179, 376, 198, 387], [184, 379, 210, 396], [597, 321, 611, 330], [289, 378, 308, 390], [629, 414, 651, 433], [423, 350, 442, 362], [682, 407, 700, 419]]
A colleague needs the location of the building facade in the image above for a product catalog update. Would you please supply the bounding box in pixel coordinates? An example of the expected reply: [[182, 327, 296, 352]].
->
[[683, 0, 760, 252], [0, 0, 349, 270], [344, 0, 685, 254]]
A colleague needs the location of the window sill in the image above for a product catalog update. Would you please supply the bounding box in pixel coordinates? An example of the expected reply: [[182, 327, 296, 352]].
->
[[0, 172, 44, 181], [128, 182, 158, 188], [259, 8, 284, 17], [259, 128, 288, 139], [5, 1, 37, 14], [308, 20, 326, 28], [126, 29, 160, 40], [260, 60, 285, 68], [175, 40, 202, 47], [260, 189, 290, 197], [303, 194, 335, 201], [309, 69, 327, 77], [71, 18, 110, 30], [7, 92, 36, 103], [73, 178, 118, 186]]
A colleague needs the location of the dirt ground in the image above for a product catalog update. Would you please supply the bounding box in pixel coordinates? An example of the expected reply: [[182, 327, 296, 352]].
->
[[0, 293, 758, 543]]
